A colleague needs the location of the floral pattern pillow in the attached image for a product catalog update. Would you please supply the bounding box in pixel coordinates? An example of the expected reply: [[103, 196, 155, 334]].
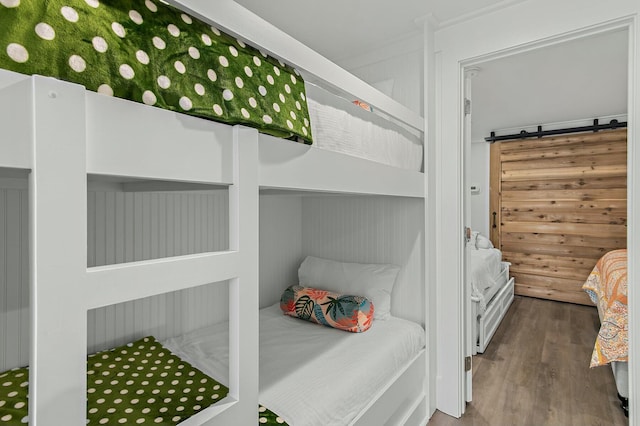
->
[[280, 285, 374, 332]]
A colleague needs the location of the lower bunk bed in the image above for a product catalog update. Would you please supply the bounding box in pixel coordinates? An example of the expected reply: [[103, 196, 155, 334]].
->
[[0, 254, 426, 426], [0, 307, 425, 426], [469, 233, 514, 355], [165, 304, 425, 426], [583, 248, 629, 417]]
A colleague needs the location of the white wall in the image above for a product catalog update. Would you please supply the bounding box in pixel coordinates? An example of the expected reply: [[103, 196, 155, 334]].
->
[[1, 183, 426, 370], [259, 195, 302, 308], [469, 141, 490, 237], [302, 196, 425, 325], [469, 29, 628, 142], [87, 183, 229, 266], [0, 178, 232, 370], [259, 194, 426, 325], [433, 0, 640, 418], [86, 183, 231, 354], [337, 34, 424, 116], [0, 178, 28, 371]]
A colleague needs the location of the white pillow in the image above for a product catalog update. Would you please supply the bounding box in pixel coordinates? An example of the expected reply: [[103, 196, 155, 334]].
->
[[470, 231, 480, 250], [298, 256, 400, 320], [476, 234, 494, 249]]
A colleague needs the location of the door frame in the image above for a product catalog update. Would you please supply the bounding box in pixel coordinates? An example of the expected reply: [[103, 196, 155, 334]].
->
[[434, 2, 639, 419]]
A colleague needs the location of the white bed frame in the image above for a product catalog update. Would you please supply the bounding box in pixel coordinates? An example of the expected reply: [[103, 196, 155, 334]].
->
[[472, 263, 514, 355], [0, 2, 428, 425]]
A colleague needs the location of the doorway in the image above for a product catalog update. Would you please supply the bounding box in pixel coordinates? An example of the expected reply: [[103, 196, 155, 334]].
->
[[462, 27, 630, 413]]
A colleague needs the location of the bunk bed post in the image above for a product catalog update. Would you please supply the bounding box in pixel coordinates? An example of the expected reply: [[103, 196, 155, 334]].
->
[[213, 125, 259, 424], [28, 76, 88, 424]]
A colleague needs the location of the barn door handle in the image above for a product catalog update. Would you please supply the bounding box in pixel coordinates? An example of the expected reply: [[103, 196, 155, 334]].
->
[[492, 212, 497, 228]]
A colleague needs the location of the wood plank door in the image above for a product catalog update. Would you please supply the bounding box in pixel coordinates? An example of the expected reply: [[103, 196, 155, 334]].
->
[[489, 129, 627, 305]]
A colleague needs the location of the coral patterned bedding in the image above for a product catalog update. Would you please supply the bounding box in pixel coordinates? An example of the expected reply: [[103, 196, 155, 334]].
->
[[583, 249, 628, 367], [0, 0, 312, 143]]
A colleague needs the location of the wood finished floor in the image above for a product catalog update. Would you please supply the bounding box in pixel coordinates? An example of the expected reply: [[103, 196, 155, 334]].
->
[[428, 296, 628, 426]]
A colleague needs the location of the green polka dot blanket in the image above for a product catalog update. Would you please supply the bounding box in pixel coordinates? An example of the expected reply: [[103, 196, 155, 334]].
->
[[0, 336, 288, 425], [0, 0, 312, 143]]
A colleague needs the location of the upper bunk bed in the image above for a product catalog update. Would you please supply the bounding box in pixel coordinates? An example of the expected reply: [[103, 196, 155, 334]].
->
[[0, 1, 427, 424], [0, 0, 425, 198]]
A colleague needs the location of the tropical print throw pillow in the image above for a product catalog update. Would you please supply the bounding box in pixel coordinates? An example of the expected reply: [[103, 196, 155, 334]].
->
[[280, 285, 374, 332]]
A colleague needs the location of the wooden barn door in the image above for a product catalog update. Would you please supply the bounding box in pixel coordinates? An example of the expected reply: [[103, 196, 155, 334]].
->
[[489, 129, 627, 305]]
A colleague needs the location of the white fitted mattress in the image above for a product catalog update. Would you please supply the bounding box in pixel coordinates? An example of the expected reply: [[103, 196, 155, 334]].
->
[[163, 304, 425, 426], [470, 248, 503, 295], [306, 84, 423, 171], [470, 248, 510, 315]]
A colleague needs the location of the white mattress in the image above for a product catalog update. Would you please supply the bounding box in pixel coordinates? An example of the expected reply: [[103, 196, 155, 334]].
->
[[470, 248, 504, 312], [306, 84, 423, 171], [163, 304, 425, 426]]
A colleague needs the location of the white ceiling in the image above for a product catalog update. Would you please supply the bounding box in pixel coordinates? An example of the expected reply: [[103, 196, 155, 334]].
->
[[233, 0, 508, 61], [233, 0, 628, 141], [471, 29, 628, 141]]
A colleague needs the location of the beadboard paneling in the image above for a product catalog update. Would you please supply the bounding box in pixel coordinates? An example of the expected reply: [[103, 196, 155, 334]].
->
[[301, 196, 425, 325], [2, 181, 425, 369], [0, 183, 29, 371], [0, 179, 231, 370], [86, 187, 231, 353], [259, 195, 302, 308], [86, 282, 229, 354], [87, 189, 229, 266]]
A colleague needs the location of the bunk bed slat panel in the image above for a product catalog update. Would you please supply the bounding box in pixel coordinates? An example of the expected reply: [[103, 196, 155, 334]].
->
[[85, 91, 234, 185], [258, 135, 425, 197], [0, 79, 32, 169], [85, 251, 240, 309]]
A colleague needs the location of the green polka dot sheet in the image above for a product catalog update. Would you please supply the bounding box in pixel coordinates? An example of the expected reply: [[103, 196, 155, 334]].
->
[[0, 336, 289, 425], [0, 0, 312, 144]]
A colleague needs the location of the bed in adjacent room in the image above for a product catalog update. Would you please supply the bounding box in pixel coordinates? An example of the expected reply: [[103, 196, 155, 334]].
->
[[469, 232, 514, 354], [583, 248, 629, 416]]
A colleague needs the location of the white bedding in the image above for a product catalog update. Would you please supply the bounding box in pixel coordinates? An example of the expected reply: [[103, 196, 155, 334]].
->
[[470, 248, 503, 312], [306, 84, 423, 172], [163, 304, 425, 426]]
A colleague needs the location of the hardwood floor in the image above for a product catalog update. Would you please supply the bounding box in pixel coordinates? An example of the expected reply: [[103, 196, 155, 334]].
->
[[428, 296, 628, 426]]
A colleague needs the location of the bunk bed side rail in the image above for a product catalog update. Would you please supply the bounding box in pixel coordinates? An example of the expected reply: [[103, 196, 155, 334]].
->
[[85, 251, 240, 309], [85, 91, 234, 184], [351, 349, 428, 426], [258, 135, 425, 197]]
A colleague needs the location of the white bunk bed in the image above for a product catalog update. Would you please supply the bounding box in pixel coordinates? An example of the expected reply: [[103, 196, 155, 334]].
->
[[0, 1, 428, 425]]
